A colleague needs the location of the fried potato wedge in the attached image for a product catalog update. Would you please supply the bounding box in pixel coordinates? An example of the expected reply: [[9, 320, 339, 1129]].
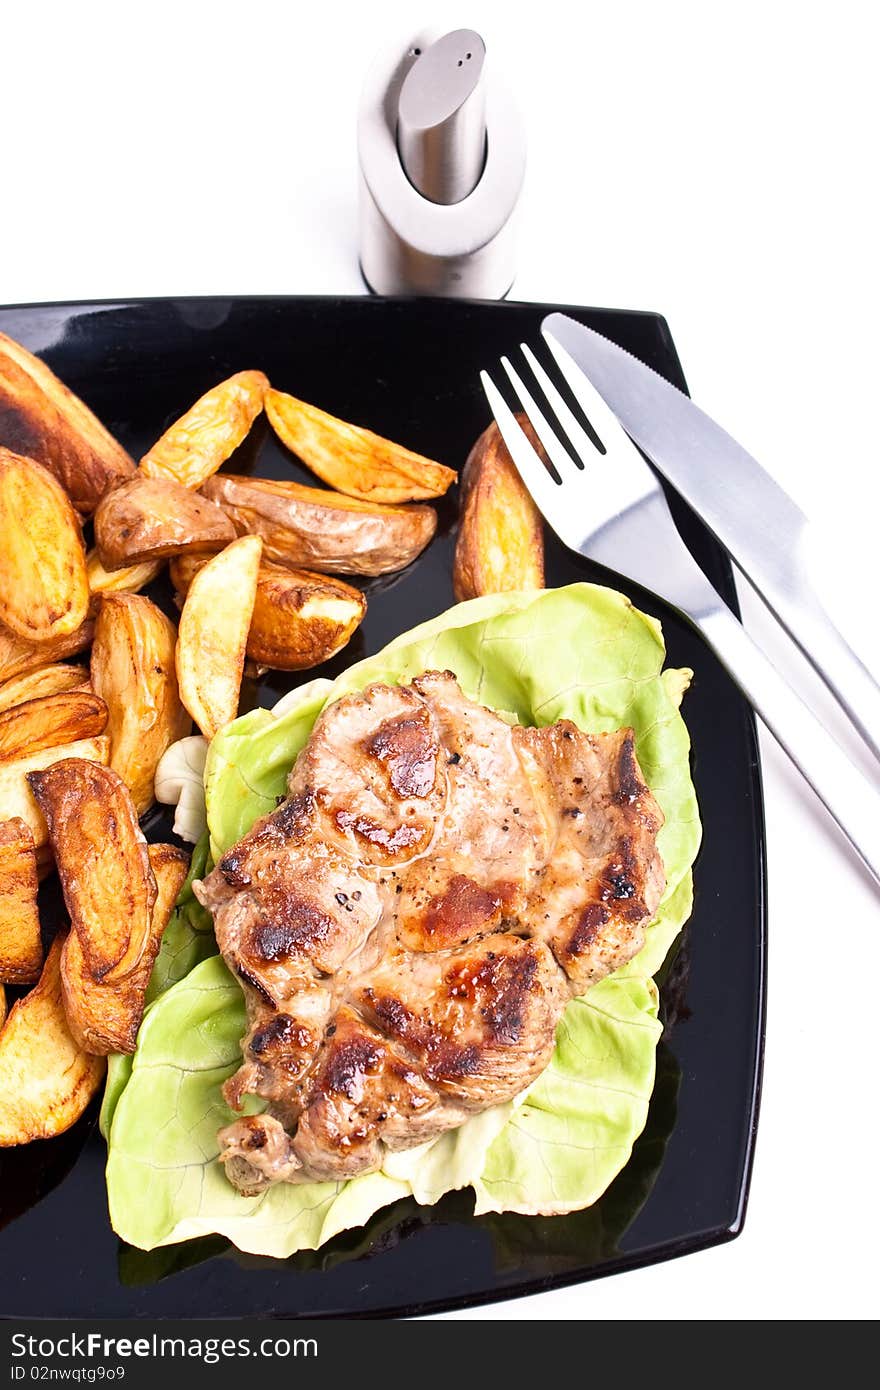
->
[[0, 664, 89, 717], [60, 841, 188, 1055], [90, 593, 190, 815], [265, 388, 456, 503], [202, 473, 436, 577], [0, 934, 106, 1145], [0, 448, 90, 642], [27, 759, 155, 985], [453, 417, 545, 601], [0, 818, 42, 985], [141, 370, 269, 488], [0, 331, 135, 516], [171, 553, 366, 671], [175, 536, 262, 739], [0, 736, 110, 850], [94, 474, 236, 570], [0, 621, 94, 687], [0, 690, 108, 763], [86, 548, 163, 610]]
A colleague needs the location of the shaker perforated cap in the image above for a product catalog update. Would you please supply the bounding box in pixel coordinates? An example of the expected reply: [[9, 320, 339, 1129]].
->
[[397, 30, 487, 205]]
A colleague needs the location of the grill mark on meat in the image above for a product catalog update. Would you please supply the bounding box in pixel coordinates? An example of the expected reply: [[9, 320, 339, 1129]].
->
[[421, 874, 511, 945], [219, 849, 251, 888], [334, 809, 428, 854], [362, 946, 540, 1078], [596, 837, 648, 923], [365, 712, 438, 799], [444, 949, 539, 1046], [208, 671, 667, 1189], [219, 792, 316, 886], [363, 985, 483, 1084], [235, 963, 276, 1008], [616, 732, 647, 807], [250, 897, 333, 962], [250, 1013, 313, 1057], [568, 901, 610, 955], [323, 1034, 384, 1099], [273, 790, 317, 837]]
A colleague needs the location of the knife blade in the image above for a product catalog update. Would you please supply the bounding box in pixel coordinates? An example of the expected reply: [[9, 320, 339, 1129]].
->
[[542, 312, 880, 764]]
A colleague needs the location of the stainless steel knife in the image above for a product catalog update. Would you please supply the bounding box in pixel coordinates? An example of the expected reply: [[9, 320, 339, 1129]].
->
[[542, 312, 880, 764]]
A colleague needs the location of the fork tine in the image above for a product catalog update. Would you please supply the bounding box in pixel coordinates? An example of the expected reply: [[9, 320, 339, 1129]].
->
[[479, 370, 561, 515], [542, 328, 639, 457], [499, 356, 582, 480], [519, 343, 599, 466]]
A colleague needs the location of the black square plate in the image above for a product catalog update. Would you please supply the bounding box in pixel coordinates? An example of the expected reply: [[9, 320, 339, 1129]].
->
[[0, 296, 765, 1317]]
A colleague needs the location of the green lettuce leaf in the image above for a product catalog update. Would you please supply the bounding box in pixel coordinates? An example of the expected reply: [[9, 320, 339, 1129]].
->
[[105, 583, 700, 1254], [206, 679, 333, 862]]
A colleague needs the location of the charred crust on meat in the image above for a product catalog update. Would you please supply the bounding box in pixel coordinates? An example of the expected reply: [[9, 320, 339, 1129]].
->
[[597, 837, 647, 921], [272, 790, 316, 839], [218, 847, 251, 888], [609, 873, 635, 898], [364, 711, 438, 799]]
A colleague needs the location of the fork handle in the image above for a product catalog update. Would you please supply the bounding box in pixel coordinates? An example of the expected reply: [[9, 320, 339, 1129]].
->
[[692, 601, 880, 886]]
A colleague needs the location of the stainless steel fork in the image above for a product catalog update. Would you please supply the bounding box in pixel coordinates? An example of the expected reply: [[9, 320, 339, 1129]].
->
[[480, 337, 880, 888]]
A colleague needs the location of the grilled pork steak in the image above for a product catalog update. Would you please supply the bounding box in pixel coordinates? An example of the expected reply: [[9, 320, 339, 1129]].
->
[[196, 671, 665, 1193]]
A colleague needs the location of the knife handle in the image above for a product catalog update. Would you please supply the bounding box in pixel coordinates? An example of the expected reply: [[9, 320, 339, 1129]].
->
[[693, 599, 880, 887], [792, 590, 880, 765]]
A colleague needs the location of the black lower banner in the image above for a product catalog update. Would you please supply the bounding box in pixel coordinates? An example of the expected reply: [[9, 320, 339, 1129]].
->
[[1, 1320, 618, 1382]]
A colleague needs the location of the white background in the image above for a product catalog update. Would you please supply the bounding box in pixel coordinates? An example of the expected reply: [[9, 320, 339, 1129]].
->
[[3, 0, 878, 1320]]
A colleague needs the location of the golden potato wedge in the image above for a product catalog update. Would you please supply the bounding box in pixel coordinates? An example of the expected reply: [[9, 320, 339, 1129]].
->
[[0, 621, 94, 687], [147, 842, 191, 924], [0, 691, 108, 763], [453, 417, 545, 602], [167, 552, 217, 591], [0, 934, 106, 1145], [141, 370, 269, 488], [0, 330, 135, 516], [0, 817, 42, 985], [175, 536, 262, 739], [28, 759, 156, 988], [171, 553, 366, 672], [0, 736, 110, 850], [265, 387, 456, 503], [90, 593, 190, 815], [93, 474, 236, 571], [202, 473, 436, 577], [85, 548, 163, 610], [0, 448, 90, 642], [0, 663, 89, 717], [60, 841, 188, 1055]]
